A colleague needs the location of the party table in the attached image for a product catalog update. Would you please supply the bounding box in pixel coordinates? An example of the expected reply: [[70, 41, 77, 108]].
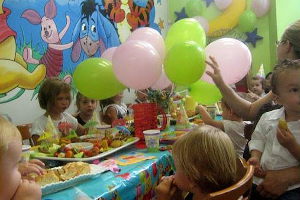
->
[[42, 146, 174, 200]]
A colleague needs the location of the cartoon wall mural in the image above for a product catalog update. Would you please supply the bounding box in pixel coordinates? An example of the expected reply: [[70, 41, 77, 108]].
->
[[71, 0, 120, 63], [0, 0, 167, 125], [0, 0, 46, 94], [22, 0, 73, 78]]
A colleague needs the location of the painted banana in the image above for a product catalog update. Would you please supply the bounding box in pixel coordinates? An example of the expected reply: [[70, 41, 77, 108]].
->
[[207, 0, 246, 37]]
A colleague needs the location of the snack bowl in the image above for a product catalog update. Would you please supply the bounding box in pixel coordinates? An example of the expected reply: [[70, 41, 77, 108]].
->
[[66, 142, 93, 151]]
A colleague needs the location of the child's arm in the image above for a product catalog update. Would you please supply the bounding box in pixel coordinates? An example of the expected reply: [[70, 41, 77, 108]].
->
[[12, 179, 41, 200], [277, 127, 300, 161], [76, 123, 88, 136], [249, 150, 265, 178], [196, 105, 224, 131], [105, 106, 118, 124]]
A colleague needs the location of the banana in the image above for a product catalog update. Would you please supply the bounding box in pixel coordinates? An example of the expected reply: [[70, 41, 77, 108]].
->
[[207, 0, 246, 37]]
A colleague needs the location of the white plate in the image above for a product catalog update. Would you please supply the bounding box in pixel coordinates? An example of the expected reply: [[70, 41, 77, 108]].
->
[[32, 137, 139, 162], [42, 164, 106, 195], [66, 142, 93, 151]]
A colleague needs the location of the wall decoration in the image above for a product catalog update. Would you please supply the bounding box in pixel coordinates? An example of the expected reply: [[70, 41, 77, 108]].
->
[[0, 0, 167, 125], [244, 28, 263, 47]]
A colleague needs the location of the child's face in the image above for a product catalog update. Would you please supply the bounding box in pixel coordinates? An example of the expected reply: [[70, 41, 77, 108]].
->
[[136, 90, 147, 101], [264, 74, 272, 91], [173, 158, 194, 192], [113, 92, 124, 103], [78, 97, 97, 116], [250, 79, 264, 96], [53, 92, 71, 113], [0, 140, 22, 199], [275, 69, 300, 115]]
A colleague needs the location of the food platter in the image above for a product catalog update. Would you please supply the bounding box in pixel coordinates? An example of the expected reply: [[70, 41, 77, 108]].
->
[[41, 164, 106, 195], [32, 137, 139, 162]]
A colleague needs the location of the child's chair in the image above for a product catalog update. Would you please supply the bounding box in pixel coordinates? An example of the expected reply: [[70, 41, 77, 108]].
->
[[208, 157, 254, 200], [17, 124, 34, 146]]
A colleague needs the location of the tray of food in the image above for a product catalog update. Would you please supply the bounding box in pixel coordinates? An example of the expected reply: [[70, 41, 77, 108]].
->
[[31, 137, 139, 162], [30, 162, 107, 195]]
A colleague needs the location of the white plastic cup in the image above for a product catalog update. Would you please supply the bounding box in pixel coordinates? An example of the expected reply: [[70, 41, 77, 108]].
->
[[22, 145, 31, 162], [157, 114, 171, 128], [143, 129, 160, 152]]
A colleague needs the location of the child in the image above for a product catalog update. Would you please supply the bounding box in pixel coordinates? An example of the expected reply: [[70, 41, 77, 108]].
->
[[249, 59, 300, 199], [197, 99, 247, 158], [0, 116, 41, 200], [264, 72, 273, 93], [247, 76, 265, 101], [31, 78, 86, 142], [100, 92, 128, 125], [75, 92, 98, 126], [155, 125, 237, 200], [135, 89, 148, 103]]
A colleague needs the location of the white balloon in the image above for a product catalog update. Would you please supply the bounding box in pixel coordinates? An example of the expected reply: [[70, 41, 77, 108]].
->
[[252, 0, 270, 17], [193, 16, 209, 33], [214, 0, 232, 11]]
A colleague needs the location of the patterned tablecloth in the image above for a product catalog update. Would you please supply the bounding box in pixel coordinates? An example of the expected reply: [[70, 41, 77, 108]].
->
[[42, 147, 174, 200]]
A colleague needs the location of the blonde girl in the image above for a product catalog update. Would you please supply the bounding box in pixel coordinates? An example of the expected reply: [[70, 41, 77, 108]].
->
[[156, 125, 237, 200]]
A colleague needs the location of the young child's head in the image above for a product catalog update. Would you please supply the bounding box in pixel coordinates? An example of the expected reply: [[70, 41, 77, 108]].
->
[[172, 125, 237, 195], [0, 117, 22, 199], [221, 98, 242, 121], [264, 72, 273, 93], [38, 78, 71, 113], [271, 59, 300, 112], [76, 92, 97, 116], [249, 76, 264, 96], [135, 89, 148, 102]]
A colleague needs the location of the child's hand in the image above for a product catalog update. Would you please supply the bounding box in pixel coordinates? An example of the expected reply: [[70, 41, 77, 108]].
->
[[155, 176, 183, 200], [248, 157, 266, 178], [277, 127, 297, 149], [205, 56, 224, 86], [246, 91, 260, 101], [195, 105, 206, 115], [19, 159, 45, 178], [12, 179, 41, 200]]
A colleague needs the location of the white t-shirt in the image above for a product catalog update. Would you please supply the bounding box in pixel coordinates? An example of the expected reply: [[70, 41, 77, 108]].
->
[[31, 112, 78, 136], [223, 120, 247, 158], [249, 107, 300, 190]]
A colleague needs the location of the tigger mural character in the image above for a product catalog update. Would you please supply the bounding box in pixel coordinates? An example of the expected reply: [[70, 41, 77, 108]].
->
[[0, 0, 46, 94]]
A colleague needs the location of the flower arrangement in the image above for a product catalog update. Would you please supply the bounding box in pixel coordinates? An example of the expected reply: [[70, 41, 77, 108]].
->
[[146, 89, 172, 113]]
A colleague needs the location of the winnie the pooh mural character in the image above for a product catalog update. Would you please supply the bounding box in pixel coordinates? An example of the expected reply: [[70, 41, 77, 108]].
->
[[0, 0, 46, 94], [22, 0, 73, 77]]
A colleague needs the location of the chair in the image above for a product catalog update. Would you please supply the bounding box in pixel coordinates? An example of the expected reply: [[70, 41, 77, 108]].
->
[[17, 124, 34, 146], [208, 157, 254, 200]]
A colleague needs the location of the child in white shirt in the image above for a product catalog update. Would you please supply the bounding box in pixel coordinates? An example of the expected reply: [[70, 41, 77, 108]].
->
[[249, 59, 300, 199], [31, 78, 86, 143]]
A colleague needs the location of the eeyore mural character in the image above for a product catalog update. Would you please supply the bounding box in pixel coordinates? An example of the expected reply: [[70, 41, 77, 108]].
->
[[71, 0, 120, 62]]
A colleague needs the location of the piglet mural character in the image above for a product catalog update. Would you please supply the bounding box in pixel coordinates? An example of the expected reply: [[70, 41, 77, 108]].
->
[[21, 0, 73, 77]]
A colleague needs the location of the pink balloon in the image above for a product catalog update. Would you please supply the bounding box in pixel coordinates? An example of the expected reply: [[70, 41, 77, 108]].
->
[[101, 47, 117, 61], [202, 38, 252, 85], [252, 0, 270, 17], [127, 27, 165, 61], [214, 0, 232, 11], [151, 69, 172, 90], [112, 40, 162, 90], [192, 16, 209, 33]]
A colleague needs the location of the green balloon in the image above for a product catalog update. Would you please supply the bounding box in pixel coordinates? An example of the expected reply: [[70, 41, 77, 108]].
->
[[165, 41, 206, 86], [185, 0, 204, 17], [73, 58, 125, 100], [165, 18, 206, 51], [189, 80, 222, 105], [239, 10, 257, 32]]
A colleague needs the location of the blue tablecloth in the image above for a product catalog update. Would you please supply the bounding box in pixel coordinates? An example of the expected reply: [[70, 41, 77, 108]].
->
[[42, 147, 174, 200]]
